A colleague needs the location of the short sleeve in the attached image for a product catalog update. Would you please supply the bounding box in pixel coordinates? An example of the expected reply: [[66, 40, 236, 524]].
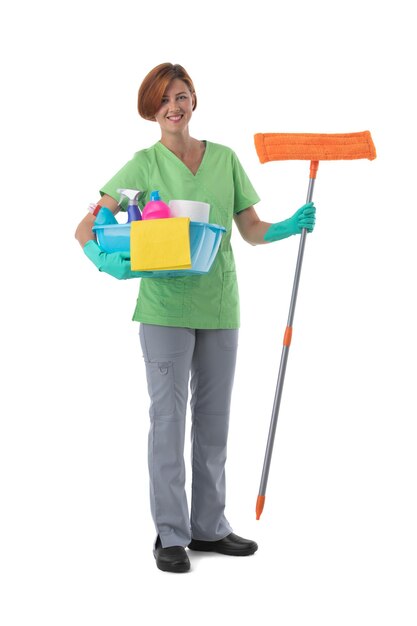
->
[[231, 151, 260, 214], [99, 152, 149, 211]]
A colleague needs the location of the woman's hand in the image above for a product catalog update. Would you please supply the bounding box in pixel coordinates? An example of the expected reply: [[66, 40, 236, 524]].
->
[[264, 202, 316, 242], [234, 202, 316, 246], [83, 240, 142, 280]]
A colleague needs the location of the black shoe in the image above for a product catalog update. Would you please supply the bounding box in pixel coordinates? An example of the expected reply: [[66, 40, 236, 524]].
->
[[153, 536, 190, 573], [188, 532, 258, 556]]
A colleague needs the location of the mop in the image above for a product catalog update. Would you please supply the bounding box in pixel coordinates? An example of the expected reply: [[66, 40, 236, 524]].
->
[[254, 131, 376, 520]]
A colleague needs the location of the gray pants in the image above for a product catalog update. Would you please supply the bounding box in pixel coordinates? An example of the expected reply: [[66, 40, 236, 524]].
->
[[139, 323, 238, 548]]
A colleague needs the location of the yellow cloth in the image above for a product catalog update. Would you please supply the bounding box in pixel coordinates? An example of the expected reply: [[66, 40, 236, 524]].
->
[[130, 217, 192, 271]]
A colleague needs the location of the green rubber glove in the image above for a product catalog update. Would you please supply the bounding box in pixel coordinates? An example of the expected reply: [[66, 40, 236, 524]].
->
[[264, 202, 316, 243], [83, 240, 142, 280]]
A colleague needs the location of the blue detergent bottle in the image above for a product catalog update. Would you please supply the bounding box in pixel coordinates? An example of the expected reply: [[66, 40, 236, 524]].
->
[[117, 188, 145, 222], [94, 206, 118, 225]]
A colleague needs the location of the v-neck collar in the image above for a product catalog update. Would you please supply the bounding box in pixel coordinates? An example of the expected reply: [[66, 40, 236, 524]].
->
[[155, 140, 209, 177]]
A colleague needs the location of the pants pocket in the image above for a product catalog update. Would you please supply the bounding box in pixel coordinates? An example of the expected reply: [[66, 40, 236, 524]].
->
[[145, 361, 175, 419], [140, 324, 193, 360]]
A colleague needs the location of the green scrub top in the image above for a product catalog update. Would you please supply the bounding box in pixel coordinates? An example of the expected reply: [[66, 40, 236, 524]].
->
[[100, 141, 260, 329]]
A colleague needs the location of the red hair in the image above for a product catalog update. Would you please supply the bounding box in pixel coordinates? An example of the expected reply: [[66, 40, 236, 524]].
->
[[138, 63, 197, 121]]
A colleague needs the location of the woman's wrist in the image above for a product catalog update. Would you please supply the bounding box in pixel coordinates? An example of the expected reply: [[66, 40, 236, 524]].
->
[[88, 202, 104, 217]]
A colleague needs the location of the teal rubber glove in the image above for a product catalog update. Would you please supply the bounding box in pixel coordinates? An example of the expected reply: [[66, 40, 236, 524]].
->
[[264, 202, 316, 242], [83, 240, 142, 280]]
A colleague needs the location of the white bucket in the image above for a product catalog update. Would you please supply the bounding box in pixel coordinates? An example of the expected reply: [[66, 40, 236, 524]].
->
[[169, 199, 210, 223]]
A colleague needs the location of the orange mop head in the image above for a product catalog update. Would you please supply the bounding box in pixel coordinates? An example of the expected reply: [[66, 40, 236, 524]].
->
[[254, 131, 376, 164]]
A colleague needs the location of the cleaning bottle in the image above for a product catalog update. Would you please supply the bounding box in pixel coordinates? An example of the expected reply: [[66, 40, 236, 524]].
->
[[142, 190, 172, 220], [94, 206, 118, 226], [117, 188, 144, 222]]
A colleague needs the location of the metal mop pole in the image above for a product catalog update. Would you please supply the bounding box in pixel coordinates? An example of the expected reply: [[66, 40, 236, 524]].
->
[[256, 160, 318, 520], [253, 130, 376, 519]]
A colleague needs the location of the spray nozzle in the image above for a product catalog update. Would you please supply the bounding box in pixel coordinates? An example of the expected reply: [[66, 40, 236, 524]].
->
[[117, 188, 145, 205], [117, 188, 144, 223]]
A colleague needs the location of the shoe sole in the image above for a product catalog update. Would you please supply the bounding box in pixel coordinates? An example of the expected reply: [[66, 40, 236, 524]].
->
[[188, 544, 258, 556], [154, 555, 190, 573], [156, 563, 190, 573]]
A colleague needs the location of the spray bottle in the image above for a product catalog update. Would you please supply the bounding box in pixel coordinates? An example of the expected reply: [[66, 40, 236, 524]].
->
[[117, 188, 144, 222], [142, 190, 172, 220]]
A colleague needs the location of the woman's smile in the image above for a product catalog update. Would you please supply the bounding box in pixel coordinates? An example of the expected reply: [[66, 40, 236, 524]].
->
[[166, 113, 183, 123]]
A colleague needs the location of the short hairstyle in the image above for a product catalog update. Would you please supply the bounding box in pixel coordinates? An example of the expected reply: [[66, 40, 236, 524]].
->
[[138, 63, 197, 121]]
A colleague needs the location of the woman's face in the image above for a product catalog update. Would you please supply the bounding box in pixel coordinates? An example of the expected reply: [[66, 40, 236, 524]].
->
[[154, 78, 195, 135]]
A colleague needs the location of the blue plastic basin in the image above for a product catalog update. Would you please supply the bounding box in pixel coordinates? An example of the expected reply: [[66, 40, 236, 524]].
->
[[93, 219, 226, 277]]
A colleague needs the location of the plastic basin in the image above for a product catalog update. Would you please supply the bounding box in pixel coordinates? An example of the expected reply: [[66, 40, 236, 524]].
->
[[93, 220, 226, 277]]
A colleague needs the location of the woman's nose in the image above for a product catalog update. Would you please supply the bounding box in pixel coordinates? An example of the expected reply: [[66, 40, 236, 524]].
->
[[167, 98, 180, 110]]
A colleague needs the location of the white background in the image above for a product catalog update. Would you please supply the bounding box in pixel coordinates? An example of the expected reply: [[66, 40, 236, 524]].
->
[[1, 1, 416, 624]]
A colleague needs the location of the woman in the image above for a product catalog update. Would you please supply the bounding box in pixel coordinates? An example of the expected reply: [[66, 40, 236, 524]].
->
[[75, 63, 315, 573]]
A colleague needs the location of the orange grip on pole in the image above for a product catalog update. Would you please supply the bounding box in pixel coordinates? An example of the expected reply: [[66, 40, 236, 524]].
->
[[283, 326, 293, 347], [310, 160, 319, 179], [256, 495, 265, 520]]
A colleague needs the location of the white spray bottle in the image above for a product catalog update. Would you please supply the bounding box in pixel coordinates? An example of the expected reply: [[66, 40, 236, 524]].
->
[[117, 188, 145, 222]]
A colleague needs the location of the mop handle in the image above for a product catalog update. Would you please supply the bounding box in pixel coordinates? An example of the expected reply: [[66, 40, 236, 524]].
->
[[256, 160, 319, 520]]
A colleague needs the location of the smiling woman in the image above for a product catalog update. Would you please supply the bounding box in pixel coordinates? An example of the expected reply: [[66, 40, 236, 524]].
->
[[74, 61, 315, 574], [138, 64, 202, 172], [153, 80, 203, 170], [137, 62, 197, 121]]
